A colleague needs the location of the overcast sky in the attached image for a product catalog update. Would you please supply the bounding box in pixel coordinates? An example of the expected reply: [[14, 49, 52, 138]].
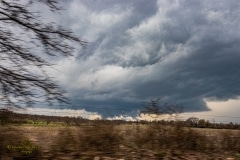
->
[[36, 0, 240, 119]]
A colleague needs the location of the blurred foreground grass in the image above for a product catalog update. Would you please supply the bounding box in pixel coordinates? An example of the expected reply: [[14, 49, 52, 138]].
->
[[1, 122, 240, 159]]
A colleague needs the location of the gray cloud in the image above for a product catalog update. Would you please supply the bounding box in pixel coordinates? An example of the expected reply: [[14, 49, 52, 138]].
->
[[48, 0, 240, 116]]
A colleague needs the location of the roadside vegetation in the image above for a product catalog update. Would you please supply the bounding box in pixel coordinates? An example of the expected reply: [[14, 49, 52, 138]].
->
[[1, 109, 240, 159]]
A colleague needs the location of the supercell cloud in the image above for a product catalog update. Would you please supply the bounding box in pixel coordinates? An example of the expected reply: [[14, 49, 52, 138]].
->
[[46, 0, 240, 117]]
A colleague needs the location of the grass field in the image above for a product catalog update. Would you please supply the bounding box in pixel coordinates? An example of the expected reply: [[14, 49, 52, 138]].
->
[[1, 122, 240, 160]]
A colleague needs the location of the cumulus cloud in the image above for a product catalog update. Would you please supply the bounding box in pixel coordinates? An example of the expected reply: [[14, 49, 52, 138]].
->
[[45, 0, 240, 117]]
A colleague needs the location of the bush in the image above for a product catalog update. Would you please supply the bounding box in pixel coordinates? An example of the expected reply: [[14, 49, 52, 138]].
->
[[79, 125, 122, 152]]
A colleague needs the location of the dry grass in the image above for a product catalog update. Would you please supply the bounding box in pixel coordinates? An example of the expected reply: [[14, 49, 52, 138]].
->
[[1, 123, 240, 159]]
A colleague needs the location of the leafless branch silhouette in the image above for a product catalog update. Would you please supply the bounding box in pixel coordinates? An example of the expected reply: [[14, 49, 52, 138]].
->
[[0, 0, 87, 107], [141, 97, 183, 117]]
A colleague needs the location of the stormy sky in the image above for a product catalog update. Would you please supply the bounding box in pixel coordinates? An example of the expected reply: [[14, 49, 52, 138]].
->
[[38, 0, 240, 117]]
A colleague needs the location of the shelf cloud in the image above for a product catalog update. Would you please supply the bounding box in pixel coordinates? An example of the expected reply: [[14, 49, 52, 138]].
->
[[44, 0, 240, 116]]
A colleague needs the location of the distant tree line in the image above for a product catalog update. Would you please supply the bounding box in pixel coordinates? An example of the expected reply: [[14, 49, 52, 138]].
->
[[1, 109, 240, 129]]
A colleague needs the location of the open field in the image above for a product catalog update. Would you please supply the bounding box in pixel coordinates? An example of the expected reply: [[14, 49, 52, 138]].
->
[[1, 122, 240, 160]]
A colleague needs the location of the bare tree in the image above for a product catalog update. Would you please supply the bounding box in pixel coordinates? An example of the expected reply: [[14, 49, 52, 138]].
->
[[0, 0, 87, 108], [141, 97, 183, 117]]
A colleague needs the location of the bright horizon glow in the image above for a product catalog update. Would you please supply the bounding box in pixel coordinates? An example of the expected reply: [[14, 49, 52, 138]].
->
[[11, 98, 240, 123], [179, 98, 240, 123]]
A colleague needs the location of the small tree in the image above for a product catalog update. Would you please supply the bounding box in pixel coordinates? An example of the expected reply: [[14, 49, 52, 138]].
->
[[0, 0, 87, 107], [140, 98, 183, 149], [198, 119, 206, 128], [141, 97, 183, 117], [185, 117, 199, 127], [0, 109, 13, 125]]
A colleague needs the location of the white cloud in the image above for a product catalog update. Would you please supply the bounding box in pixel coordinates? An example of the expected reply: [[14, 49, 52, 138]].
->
[[136, 113, 178, 122], [67, 0, 132, 41], [106, 115, 136, 121]]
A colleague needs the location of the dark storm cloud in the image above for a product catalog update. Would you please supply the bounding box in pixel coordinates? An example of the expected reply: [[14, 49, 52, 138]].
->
[[49, 0, 240, 116]]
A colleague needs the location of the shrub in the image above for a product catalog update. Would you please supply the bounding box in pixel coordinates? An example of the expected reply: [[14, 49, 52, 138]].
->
[[79, 125, 122, 152]]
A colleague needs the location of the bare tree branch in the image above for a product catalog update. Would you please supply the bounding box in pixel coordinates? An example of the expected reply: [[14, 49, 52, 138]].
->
[[0, 0, 87, 108], [141, 97, 183, 116]]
